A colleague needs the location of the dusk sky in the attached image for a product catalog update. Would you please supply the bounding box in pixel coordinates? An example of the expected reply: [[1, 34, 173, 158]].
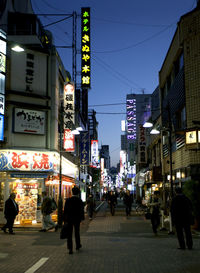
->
[[31, 0, 196, 167]]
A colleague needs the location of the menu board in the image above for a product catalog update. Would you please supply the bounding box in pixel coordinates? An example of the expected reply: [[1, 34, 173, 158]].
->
[[14, 183, 38, 224]]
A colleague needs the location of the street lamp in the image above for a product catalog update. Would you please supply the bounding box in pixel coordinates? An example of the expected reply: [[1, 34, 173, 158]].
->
[[150, 125, 174, 234]]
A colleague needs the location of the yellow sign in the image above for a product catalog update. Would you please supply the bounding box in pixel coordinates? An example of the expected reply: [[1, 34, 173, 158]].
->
[[186, 131, 197, 144]]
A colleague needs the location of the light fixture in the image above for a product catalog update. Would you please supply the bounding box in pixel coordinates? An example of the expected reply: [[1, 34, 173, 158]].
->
[[76, 126, 84, 131], [143, 121, 153, 128], [11, 45, 24, 52], [150, 128, 160, 134], [71, 129, 80, 135]]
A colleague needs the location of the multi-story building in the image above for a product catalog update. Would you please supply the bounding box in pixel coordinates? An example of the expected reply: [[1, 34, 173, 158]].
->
[[159, 3, 200, 189], [0, 0, 79, 226]]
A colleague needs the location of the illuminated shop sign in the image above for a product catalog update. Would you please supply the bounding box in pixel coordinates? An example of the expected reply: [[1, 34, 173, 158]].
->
[[0, 29, 6, 141], [120, 150, 126, 174], [138, 124, 146, 164], [14, 108, 45, 134], [81, 7, 91, 89], [126, 98, 136, 140], [0, 114, 4, 141], [0, 150, 59, 172], [63, 83, 75, 151], [80, 131, 90, 165], [185, 130, 200, 145], [91, 140, 99, 168]]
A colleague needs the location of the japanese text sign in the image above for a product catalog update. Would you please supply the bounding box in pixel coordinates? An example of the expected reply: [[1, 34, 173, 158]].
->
[[81, 7, 91, 89], [80, 131, 90, 165], [0, 150, 59, 172]]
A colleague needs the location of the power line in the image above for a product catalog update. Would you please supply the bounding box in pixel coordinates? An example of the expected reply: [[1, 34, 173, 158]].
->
[[93, 23, 176, 54], [43, 15, 73, 27], [92, 57, 136, 89], [92, 56, 144, 89], [89, 103, 126, 107], [93, 17, 173, 28]]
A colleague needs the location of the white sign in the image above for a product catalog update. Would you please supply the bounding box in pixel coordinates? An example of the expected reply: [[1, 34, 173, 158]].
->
[[14, 108, 45, 135]]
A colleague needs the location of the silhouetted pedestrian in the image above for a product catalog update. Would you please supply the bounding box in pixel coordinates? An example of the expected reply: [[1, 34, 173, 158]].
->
[[1, 193, 19, 234], [63, 187, 85, 254], [86, 194, 96, 219], [123, 190, 133, 216], [171, 187, 193, 250], [148, 191, 161, 235]]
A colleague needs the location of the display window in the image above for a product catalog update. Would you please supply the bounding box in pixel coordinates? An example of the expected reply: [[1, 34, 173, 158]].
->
[[0, 172, 6, 212], [9, 178, 44, 225]]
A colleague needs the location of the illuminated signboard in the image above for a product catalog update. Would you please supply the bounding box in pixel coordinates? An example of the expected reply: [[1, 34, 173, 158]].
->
[[0, 150, 59, 172], [63, 83, 75, 151], [0, 114, 4, 141], [0, 29, 6, 141], [138, 124, 146, 164], [80, 131, 90, 165], [81, 7, 91, 89], [91, 140, 99, 168], [126, 98, 136, 140]]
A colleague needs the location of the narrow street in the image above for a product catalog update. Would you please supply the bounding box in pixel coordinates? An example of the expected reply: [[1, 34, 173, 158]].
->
[[0, 200, 200, 273]]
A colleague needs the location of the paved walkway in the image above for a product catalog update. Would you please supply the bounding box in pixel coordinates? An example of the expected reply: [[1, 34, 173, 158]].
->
[[0, 201, 200, 273]]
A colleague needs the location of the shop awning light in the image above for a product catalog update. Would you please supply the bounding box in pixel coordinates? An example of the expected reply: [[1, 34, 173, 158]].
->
[[11, 45, 24, 52]]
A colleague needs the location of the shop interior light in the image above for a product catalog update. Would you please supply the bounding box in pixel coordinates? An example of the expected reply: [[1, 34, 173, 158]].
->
[[11, 45, 24, 52]]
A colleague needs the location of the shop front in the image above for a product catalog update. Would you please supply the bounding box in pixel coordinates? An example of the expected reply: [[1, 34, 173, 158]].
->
[[0, 149, 59, 226], [0, 149, 79, 226]]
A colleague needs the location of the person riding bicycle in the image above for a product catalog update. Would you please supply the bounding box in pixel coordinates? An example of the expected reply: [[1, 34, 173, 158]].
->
[[108, 191, 117, 216]]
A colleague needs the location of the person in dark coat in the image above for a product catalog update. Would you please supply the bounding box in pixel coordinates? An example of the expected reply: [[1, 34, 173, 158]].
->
[[123, 190, 133, 216], [148, 191, 162, 235], [63, 187, 85, 254], [171, 187, 193, 250], [86, 194, 96, 219], [1, 193, 19, 234], [107, 191, 117, 216]]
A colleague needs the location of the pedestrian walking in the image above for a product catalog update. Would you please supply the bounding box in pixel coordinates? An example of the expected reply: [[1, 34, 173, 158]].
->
[[63, 187, 85, 254], [171, 187, 193, 250], [86, 194, 96, 220], [108, 191, 117, 216], [1, 193, 19, 234], [123, 190, 133, 217], [39, 191, 58, 232], [148, 191, 161, 235]]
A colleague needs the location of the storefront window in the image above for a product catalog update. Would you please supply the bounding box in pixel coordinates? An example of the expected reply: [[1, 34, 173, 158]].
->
[[8, 177, 43, 225]]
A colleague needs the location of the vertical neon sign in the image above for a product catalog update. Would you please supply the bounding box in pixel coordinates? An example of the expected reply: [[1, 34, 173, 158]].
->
[[126, 98, 137, 140], [63, 83, 75, 152], [0, 29, 6, 141], [81, 7, 91, 89]]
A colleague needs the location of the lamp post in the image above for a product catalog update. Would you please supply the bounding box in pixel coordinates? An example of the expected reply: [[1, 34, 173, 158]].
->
[[57, 104, 64, 227]]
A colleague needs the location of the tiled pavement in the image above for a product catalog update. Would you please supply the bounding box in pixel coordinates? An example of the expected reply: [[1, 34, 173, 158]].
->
[[0, 201, 200, 273]]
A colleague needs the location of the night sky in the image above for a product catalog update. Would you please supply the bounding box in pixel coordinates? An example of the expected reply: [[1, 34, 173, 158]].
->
[[31, 0, 196, 166]]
